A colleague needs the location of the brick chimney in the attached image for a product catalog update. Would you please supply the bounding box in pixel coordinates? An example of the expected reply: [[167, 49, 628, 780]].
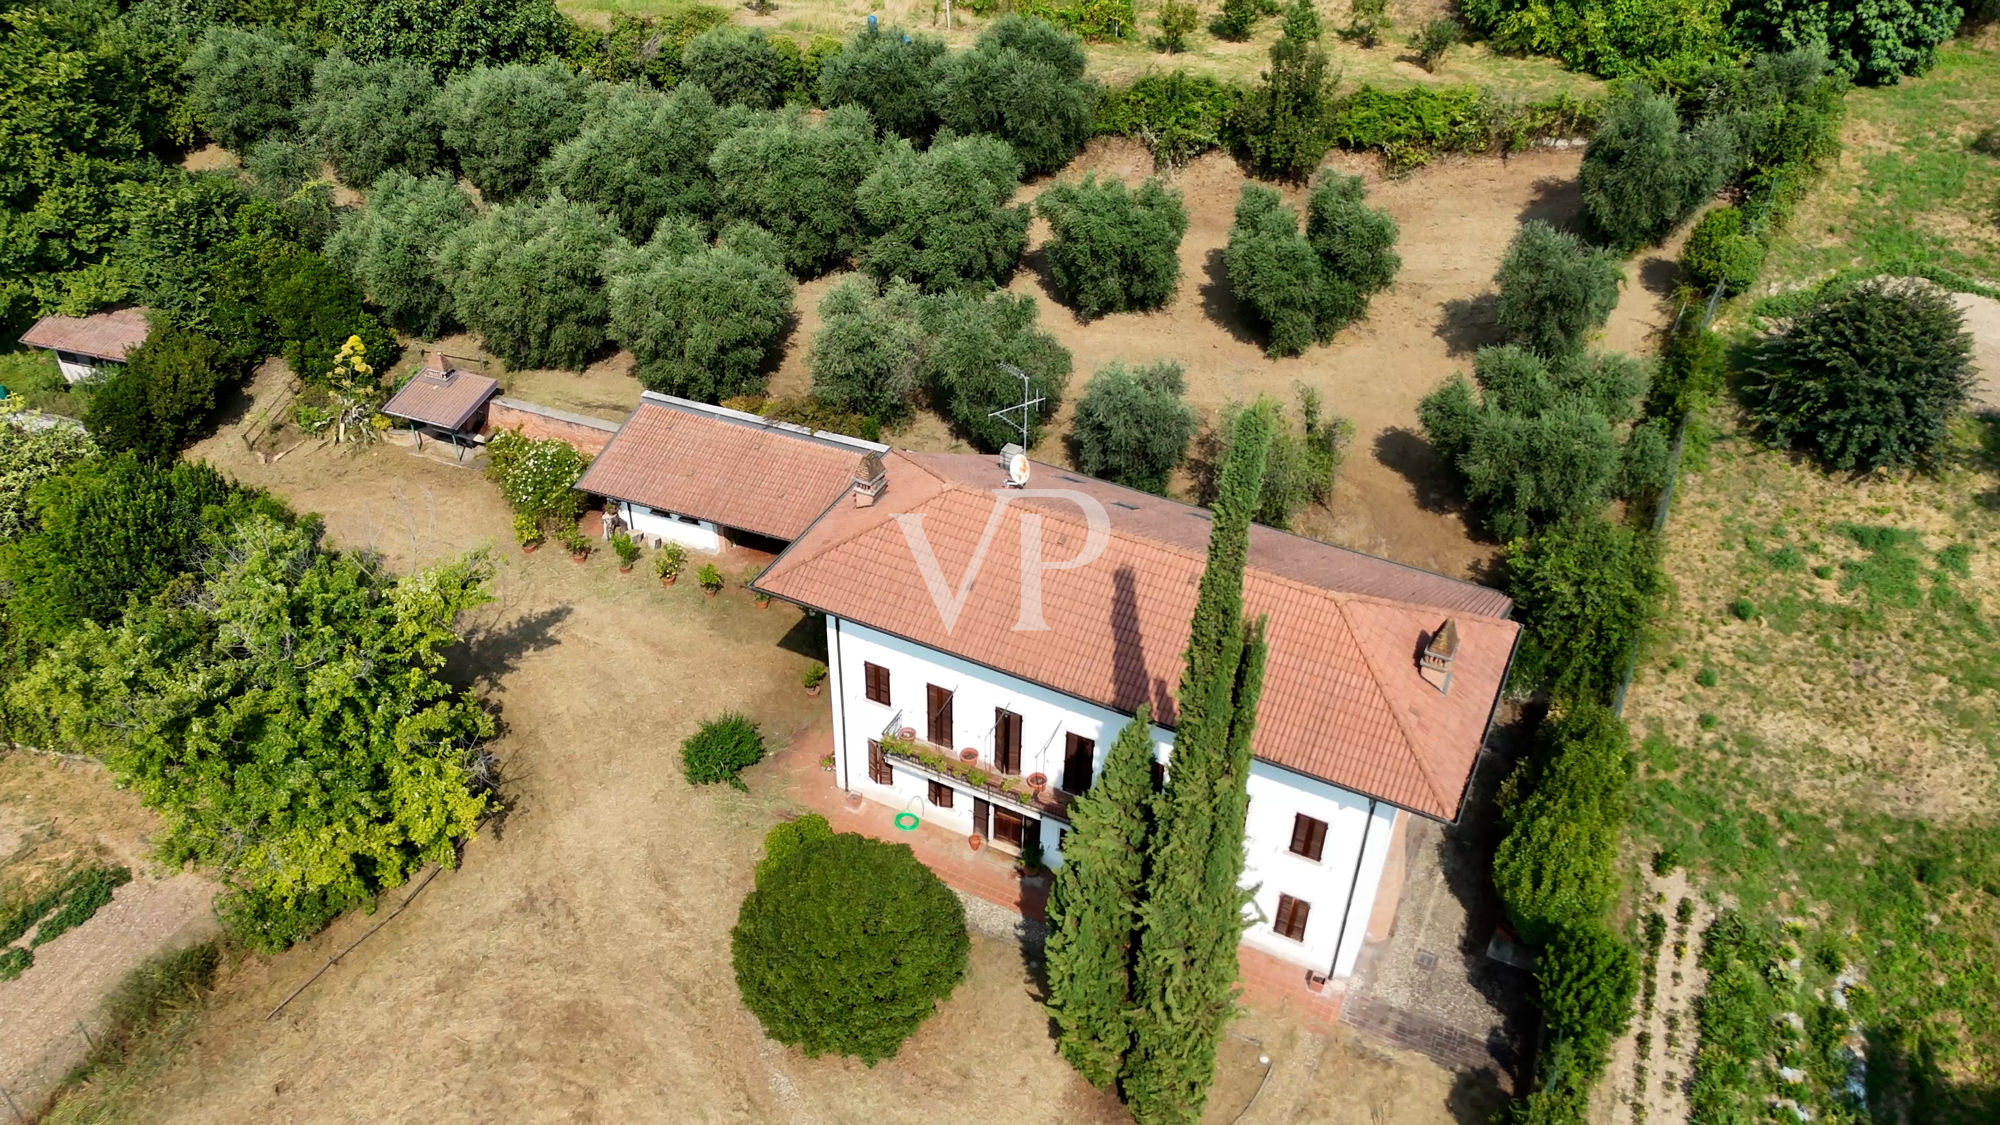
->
[[1419, 618, 1458, 695], [852, 451, 886, 507]]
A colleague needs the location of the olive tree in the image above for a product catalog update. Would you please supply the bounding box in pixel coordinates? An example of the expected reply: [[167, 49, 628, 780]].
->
[[301, 55, 448, 188], [681, 26, 792, 110], [435, 195, 622, 370], [438, 62, 589, 202], [710, 106, 879, 277], [1036, 176, 1188, 319], [605, 220, 795, 402], [1494, 221, 1624, 357], [1070, 361, 1195, 493], [183, 27, 314, 151], [933, 16, 1096, 176], [1224, 186, 1323, 357], [542, 83, 733, 242], [1305, 172, 1400, 331], [817, 25, 945, 142], [1579, 88, 1735, 250], [920, 291, 1072, 451], [808, 276, 926, 423], [326, 171, 476, 338], [857, 135, 1028, 294]]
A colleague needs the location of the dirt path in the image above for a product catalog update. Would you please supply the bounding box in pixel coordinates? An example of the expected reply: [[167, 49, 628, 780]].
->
[[1955, 291, 2000, 413], [1599, 869, 1714, 1125]]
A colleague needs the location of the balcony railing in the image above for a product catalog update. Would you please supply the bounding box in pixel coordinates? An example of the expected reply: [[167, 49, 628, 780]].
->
[[879, 734, 1072, 821]]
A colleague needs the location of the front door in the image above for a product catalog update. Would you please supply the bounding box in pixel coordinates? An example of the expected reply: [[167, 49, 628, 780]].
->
[[994, 708, 1023, 775], [991, 806, 1025, 849], [927, 684, 954, 747], [972, 797, 991, 840]]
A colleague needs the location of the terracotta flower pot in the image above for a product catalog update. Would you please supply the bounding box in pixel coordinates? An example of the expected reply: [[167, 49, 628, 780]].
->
[[1026, 772, 1048, 792], [662, 574, 677, 586], [807, 683, 822, 697], [967, 833, 984, 852], [704, 587, 718, 598], [1306, 972, 1329, 994], [756, 598, 770, 609], [619, 564, 633, 574], [521, 542, 539, 555], [960, 747, 978, 763], [571, 553, 587, 564], [899, 727, 916, 742]]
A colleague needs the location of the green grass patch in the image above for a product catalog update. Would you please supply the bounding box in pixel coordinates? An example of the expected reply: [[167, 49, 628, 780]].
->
[[41, 943, 223, 1125]]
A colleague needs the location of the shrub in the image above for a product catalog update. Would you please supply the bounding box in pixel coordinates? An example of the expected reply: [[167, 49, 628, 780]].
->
[[921, 292, 1072, 451], [301, 55, 447, 189], [1340, 0, 1390, 47], [1017, 0, 1139, 41], [808, 276, 927, 423], [1579, 88, 1735, 251], [1469, 0, 1735, 84], [755, 813, 833, 883], [1745, 278, 1973, 472], [1236, 0, 1339, 182], [682, 26, 792, 110], [1212, 387, 1349, 527], [1209, 0, 1269, 39], [183, 28, 313, 151], [612, 531, 640, 567], [1037, 176, 1189, 318], [605, 220, 794, 402], [731, 832, 968, 1062], [1156, 0, 1200, 51], [435, 196, 620, 370], [1071, 361, 1196, 493], [1323, 84, 1488, 172], [484, 429, 588, 528], [1095, 71, 1246, 169], [1503, 515, 1666, 704], [1679, 207, 1764, 296], [577, 8, 733, 88], [326, 171, 476, 339], [1494, 221, 1623, 357], [933, 16, 1097, 176], [858, 135, 1029, 295], [327, 0, 574, 79], [542, 83, 730, 243], [1305, 172, 1400, 330], [85, 325, 231, 461], [1412, 16, 1461, 72], [698, 562, 724, 592], [710, 106, 880, 278], [818, 26, 945, 142], [31, 866, 133, 947], [263, 253, 397, 385], [1539, 922, 1639, 1056], [1731, 0, 1958, 85], [682, 712, 765, 788], [0, 414, 96, 540], [438, 62, 589, 203], [1492, 704, 1632, 945], [1225, 177, 1397, 356]]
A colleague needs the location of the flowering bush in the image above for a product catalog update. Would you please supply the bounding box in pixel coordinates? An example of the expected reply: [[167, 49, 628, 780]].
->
[[485, 430, 587, 531]]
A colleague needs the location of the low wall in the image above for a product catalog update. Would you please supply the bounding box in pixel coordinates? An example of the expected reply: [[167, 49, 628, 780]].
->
[[483, 397, 621, 457]]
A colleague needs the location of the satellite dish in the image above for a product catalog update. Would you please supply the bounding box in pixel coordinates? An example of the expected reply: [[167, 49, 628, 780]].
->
[[1007, 453, 1031, 487]]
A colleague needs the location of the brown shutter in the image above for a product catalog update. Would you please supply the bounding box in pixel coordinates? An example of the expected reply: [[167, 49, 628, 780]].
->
[[927, 685, 953, 747], [1289, 814, 1328, 862], [1061, 734, 1095, 794], [1274, 894, 1310, 941], [927, 780, 954, 809], [867, 740, 892, 785], [995, 709, 1023, 774], [864, 662, 890, 705], [972, 797, 991, 838]]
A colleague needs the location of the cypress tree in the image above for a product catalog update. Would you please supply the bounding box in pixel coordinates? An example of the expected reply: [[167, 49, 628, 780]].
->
[[1044, 704, 1159, 1088], [1123, 404, 1274, 1124]]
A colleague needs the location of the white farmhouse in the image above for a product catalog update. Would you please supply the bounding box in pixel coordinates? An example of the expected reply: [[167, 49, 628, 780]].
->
[[755, 450, 1519, 980]]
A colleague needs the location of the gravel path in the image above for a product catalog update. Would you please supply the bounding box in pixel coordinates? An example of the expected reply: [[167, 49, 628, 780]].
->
[[0, 874, 217, 1116], [1954, 292, 2000, 414]]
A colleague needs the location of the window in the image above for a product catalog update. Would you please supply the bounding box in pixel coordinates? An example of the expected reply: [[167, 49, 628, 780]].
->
[[867, 740, 892, 785], [1150, 759, 1166, 793], [1288, 814, 1329, 862], [863, 662, 890, 705], [927, 780, 954, 809], [926, 684, 953, 747], [994, 708, 1023, 775], [1272, 894, 1310, 942], [1061, 733, 1095, 795]]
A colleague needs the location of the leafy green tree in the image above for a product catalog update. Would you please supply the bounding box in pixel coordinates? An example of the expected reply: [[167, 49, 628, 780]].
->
[[920, 292, 1072, 451], [328, 0, 576, 80], [710, 106, 880, 277], [1491, 703, 1632, 944], [1215, 387, 1351, 528], [1745, 277, 1974, 472], [1730, 0, 1959, 84], [604, 219, 794, 402], [0, 410, 96, 540], [1045, 705, 1158, 1088], [84, 325, 233, 461], [439, 62, 589, 202], [264, 252, 397, 385], [1678, 205, 1764, 295], [575, 9, 732, 87], [732, 832, 967, 1063], [1494, 221, 1624, 357], [858, 135, 1029, 294], [326, 171, 476, 338], [1209, 0, 1267, 39], [435, 195, 621, 370], [17, 515, 495, 951], [116, 173, 288, 360], [808, 276, 927, 423], [300, 55, 448, 189], [1236, 0, 1338, 182], [1157, 0, 1200, 51], [682, 26, 792, 110], [818, 25, 946, 141], [1579, 88, 1736, 250], [1071, 363, 1196, 494], [1225, 185, 1323, 357], [1502, 514, 1665, 704], [1306, 172, 1400, 329], [933, 16, 1097, 176], [0, 0, 151, 203], [542, 83, 732, 243], [1539, 922, 1639, 1056], [1037, 175, 1188, 318], [182, 27, 313, 152], [1124, 403, 1272, 1125]]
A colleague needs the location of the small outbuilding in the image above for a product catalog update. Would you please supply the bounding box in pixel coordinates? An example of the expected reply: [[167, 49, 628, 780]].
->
[[19, 308, 152, 383], [381, 352, 500, 459]]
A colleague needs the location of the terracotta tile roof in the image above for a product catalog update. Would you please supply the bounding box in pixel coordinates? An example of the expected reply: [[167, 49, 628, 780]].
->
[[19, 308, 151, 362], [756, 452, 1519, 820], [576, 393, 887, 542], [381, 354, 500, 431]]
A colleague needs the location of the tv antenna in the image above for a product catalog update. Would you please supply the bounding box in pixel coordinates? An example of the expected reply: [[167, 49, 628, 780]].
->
[[988, 362, 1044, 452]]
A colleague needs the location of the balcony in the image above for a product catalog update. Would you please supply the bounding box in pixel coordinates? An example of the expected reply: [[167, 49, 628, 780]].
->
[[879, 733, 1073, 822]]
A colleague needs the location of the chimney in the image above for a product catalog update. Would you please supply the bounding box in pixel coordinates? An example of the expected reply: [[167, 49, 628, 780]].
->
[[851, 451, 886, 507], [1419, 618, 1458, 695], [424, 351, 453, 381]]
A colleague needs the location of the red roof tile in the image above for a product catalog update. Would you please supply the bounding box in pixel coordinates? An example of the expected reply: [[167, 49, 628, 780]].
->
[[576, 394, 884, 542], [19, 308, 151, 362], [381, 355, 500, 431], [756, 452, 1519, 820]]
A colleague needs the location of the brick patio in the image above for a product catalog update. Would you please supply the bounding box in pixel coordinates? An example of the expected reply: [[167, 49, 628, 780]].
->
[[770, 722, 1352, 1028]]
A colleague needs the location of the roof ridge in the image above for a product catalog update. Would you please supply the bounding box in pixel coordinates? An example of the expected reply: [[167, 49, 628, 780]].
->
[[1333, 598, 1456, 815]]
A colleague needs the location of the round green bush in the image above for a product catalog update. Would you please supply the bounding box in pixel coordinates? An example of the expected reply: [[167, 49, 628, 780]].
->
[[1679, 207, 1764, 296], [681, 712, 765, 789], [1538, 922, 1638, 1054], [732, 832, 968, 1062]]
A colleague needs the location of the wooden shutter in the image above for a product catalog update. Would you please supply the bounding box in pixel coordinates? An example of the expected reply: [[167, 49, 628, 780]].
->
[[1061, 733, 1095, 794], [972, 797, 991, 838], [927, 684, 953, 747], [1289, 814, 1328, 862], [1273, 894, 1310, 941], [994, 708, 1023, 775], [863, 662, 890, 705], [867, 740, 892, 785], [927, 780, 954, 809]]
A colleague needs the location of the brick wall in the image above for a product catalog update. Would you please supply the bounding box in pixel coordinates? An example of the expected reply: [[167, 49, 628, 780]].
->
[[483, 398, 621, 457]]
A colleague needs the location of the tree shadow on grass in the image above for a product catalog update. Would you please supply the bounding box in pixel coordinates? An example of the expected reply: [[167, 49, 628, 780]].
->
[[1200, 247, 1263, 347], [1373, 426, 1474, 522], [449, 602, 575, 694], [1638, 253, 1683, 297], [1517, 176, 1583, 231], [1435, 293, 1503, 357]]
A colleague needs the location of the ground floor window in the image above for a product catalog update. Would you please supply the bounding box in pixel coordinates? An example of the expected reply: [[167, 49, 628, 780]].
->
[[1272, 894, 1310, 942], [867, 739, 891, 785], [927, 780, 953, 809]]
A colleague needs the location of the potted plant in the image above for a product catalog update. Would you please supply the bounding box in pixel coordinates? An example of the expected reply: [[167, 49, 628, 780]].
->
[[1026, 772, 1048, 795], [818, 752, 835, 772], [612, 531, 640, 573], [899, 726, 916, 742], [959, 747, 978, 763], [698, 563, 724, 596], [656, 543, 686, 586], [963, 767, 988, 789], [743, 563, 770, 607], [967, 832, 984, 852], [514, 513, 543, 553], [561, 526, 590, 562], [1018, 841, 1046, 878], [802, 662, 827, 696]]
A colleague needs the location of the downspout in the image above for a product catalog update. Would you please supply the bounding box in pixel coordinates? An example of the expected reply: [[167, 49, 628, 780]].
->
[[828, 616, 850, 792], [1328, 798, 1381, 978]]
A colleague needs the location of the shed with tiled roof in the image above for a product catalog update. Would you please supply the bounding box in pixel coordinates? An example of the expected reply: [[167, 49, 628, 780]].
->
[[19, 308, 152, 383]]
